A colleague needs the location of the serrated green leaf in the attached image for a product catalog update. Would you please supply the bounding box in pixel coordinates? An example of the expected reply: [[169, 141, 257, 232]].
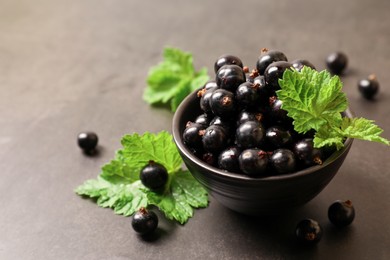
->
[[277, 67, 347, 133], [340, 117, 390, 145], [75, 177, 148, 216], [144, 47, 210, 112]]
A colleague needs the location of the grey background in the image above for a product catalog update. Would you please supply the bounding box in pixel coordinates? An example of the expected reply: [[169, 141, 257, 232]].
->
[[1, 0, 389, 259]]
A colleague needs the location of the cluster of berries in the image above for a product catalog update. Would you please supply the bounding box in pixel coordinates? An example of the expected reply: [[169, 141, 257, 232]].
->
[[182, 49, 330, 177]]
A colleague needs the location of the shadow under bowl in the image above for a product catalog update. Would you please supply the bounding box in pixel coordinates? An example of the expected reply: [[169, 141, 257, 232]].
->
[[172, 89, 353, 216]]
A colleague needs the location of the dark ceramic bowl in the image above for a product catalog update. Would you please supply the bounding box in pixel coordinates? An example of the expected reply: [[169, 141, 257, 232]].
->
[[172, 89, 353, 216]]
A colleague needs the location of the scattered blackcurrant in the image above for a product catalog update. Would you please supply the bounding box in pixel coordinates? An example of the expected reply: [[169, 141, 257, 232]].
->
[[140, 161, 169, 191], [295, 218, 322, 244], [77, 132, 98, 153], [132, 207, 158, 235], [358, 74, 379, 100], [328, 200, 355, 227], [326, 51, 348, 75]]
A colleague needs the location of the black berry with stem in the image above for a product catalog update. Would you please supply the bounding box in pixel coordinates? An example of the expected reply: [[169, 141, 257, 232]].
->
[[291, 59, 316, 71], [256, 48, 288, 75], [216, 64, 246, 91], [358, 74, 379, 100], [270, 149, 296, 174], [326, 51, 348, 75], [235, 82, 260, 109], [218, 146, 241, 173], [77, 132, 98, 153], [235, 121, 265, 149], [238, 149, 269, 176], [214, 54, 243, 73], [236, 110, 263, 127], [132, 207, 158, 235], [202, 125, 229, 153], [293, 138, 323, 167], [198, 87, 218, 115], [182, 122, 205, 150], [140, 160, 169, 191], [209, 89, 236, 118], [264, 61, 292, 91], [253, 75, 270, 104], [295, 219, 322, 244], [328, 200, 355, 227]]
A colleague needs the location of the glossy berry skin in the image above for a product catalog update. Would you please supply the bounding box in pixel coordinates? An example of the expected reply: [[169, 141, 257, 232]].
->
[[238, 149, 269, 176], [236, 110, 263, 127], [203, 80, 218, 91], [214, 54, 243, 73], [267, 96, 293, 127], [132, 207, 158, 235], [358, 75, 379, 100], [209, 89, 236, 118], [256, 49, 288, 75], [328, 200, 355, 227], [218, 146, 241, 173], [253, 75, 270, 104], [295, 219, 322, 244], [235, 82, 260, 109], [198, 87, 218, 115], [202, 125, 229, 153], [216, 64, 246, 91], [293, 138, 323, 167], [265, 126, 292, 149], [326, 52, 348, 75], [270, 149, 296, 174], [291, 59, 316, 71], [235, 121, 265, 149], [140, 161, 169, 191], [77, 132, 98, 153], [182, 122, 205, 150], [264, 61, 292, 91], [194, 113, 211, 127]]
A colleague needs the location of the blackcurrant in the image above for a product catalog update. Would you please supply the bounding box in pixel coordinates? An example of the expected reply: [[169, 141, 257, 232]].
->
[[216, 64, 246, 91], [295, 219, 322, 244], [202, 152, 217, 166], [238, 149, 269, 176], [218, 146, 241, 173], [328, 200, 355, 227], [235, 82, 260, 109], [214, 54, 243, 73], [77, 132, 98, 153], [267, 96, 293, 127], [264, 61, 292, 91], [209, 116, 234, 134], [203, 80, 218, 91], [132, 207, 158, 235], [235, 121, 265, 149], [326, 52, 348, 75], [182, 122, 205, 150], [202, 125, 229, 153], [253, 75, 270, 104], [256, 48, 288, 75], [291, 59, 316, 71], [236, 110, 263, 127], [209, 89, 236, 118], [194, 113, 211, 126], [293, 138, 323, 167], [265, 126, 292, 149], [198, 86, 218, 115], [140, 161, 169, 191], [358, 74, 379, 100], [270, 149, 296, 174]]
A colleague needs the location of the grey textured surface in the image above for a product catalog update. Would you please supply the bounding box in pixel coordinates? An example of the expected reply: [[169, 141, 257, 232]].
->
[[0, 0, 389, 259]]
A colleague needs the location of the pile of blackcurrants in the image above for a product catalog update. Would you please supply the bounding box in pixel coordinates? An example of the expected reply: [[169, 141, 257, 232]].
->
[[182, 49, 333, 177]]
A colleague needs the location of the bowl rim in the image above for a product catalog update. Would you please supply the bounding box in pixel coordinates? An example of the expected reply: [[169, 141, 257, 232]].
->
[[172, 88, 354, 183]]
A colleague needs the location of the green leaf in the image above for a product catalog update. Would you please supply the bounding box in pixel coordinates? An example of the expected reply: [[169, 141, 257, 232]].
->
[[340, 117, 390, 145], [75, 177, 148, 216], [76, 131, 209, 224], [277, 67, 389, 149], [277, 67, 347, 133], [146, 170, 209, 224], [144, 47, 209, 112]]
